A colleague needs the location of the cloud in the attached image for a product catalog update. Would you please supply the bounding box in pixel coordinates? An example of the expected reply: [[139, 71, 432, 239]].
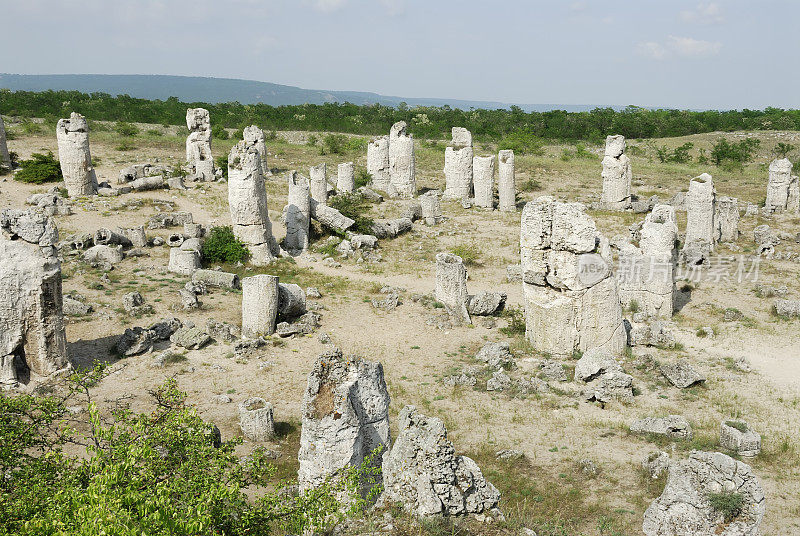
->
[[308, 0, 346, 13], [636, 35, 721, 60], [680, 2, 724, 24]]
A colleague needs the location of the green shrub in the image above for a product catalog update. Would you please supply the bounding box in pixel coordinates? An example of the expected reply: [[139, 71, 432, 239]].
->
[[520, 178, 542, 192], [498, 129, 545, 156], [307, 134, 318, 147], [773, 142, 796, 159], [345, 137, 368, 152], [215, 155, 229, 179], [328, 193, 374, 235], [211, 125, 229, 140], [115, 121, 139, 137], [500, 306, 526, 336], [115, 141, 135, 151], [145, 128, 162, 136], [265, 130, 278, 140], [321, 133, 347, 155], [656, 142, 694, 163], [14, 151, 62, 184], [450, 243, 480, 266], [355, 169, 371, 189], [201, 226, 250, 264], [707, 491, 744, 522], [711, 138, 760, 166]]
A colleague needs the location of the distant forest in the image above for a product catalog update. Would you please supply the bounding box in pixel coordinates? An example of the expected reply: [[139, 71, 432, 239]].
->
[[2, 89, 799, 142]]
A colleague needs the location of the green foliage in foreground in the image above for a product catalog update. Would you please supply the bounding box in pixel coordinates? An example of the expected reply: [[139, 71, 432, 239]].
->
[[328, 192, 375, 235], [202, 225, 251, 264], [0, 368, 375, 536], [14, 151, 62, 184]]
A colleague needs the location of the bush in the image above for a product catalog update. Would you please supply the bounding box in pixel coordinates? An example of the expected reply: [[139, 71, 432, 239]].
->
[[355, 169, 371, 189], [656, 142, 694, 163], [707, 491, 744, 522], [328, 193, 374, 235], [14, 151, 62, 184], [711, 138, 760, 166], [215, 155, 229, 179], [145, 128, 162, 136], [498, 129, 545, 156], [201, 226, 250, 264], [500, 306, 526, 336], [773, 142, 796, 159], [115, 121, 139, 137], [212, 124, 229, 140], [450, 243, 480, 266], [321, 133, 347, 155]]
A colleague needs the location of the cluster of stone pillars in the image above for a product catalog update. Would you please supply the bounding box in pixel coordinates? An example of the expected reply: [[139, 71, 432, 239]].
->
[[366, 121, 415, 198]]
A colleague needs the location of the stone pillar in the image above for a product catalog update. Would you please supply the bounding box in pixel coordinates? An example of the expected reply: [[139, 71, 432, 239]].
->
[[298, 347, 390, 500], [168, 248, 201, 275], [241, 274, 279, 338], [420, 191, 442, 225], [0, 115, 11, 170], [228, 141, 278, 266], [520, 196, 625, 356], [715, 196, 739, 243], [337, 161, 355, 193], [186, 108, 214, 181], [435, 253, 471, 325], [766, 158, 793, 213], [680, 173, 716, 265], [443, 127, 473, 201], [600, 135, 632, 209], [388, 121, 416, 198], [0, 209, 68, 385], [309, 163, 328, 204], [473, 155, 495, 209], [284, 171, 310, 254], [367, 135, 390, 192], [497, 149, 516, 212], [243, 125, 269, 177], [56, 112, 97, 197], [238, 397, 275, 441]]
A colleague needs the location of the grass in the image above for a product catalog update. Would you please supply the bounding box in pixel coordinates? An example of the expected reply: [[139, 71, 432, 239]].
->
[[707, 491, 744, 522], [450, 243, 481, 266]]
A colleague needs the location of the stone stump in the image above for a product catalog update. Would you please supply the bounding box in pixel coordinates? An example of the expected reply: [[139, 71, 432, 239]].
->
[[367, 136, 390, 192], [310, 163, 328, 204], [680, 173, 716, 265], [435, 253, 470, 325], [337, 161, 355, 193], [238, 397, 275, 441], [56, 112, 97, 197], [498, 149, 516, 212], [443, 127, 473, 201], [473, 155, 495, 209], [601, 135, 632, 209], [241, 274, 279, 337], [243, 125, 269, 176], [284, 171, 311, 254]]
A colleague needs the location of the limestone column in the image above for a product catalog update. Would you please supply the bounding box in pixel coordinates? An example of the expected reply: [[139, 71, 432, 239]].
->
[[766, 158, 793, 213], [367, 135, 390, 192], [337, 161, 355, 193], [284, 171, 310, 253], [388, 121, 416, 198], [0, 115, 11, 170], [238, 397, 275, 441], [498, 149, 516, 212], [56, 112, 97, 197], [435, 253, 470, 324], [186, 108, 214, 181], [243, 125, 269, 176], [680, 173, 716, 264], [601, 135, 632, 209], [473, 155, 495, 209], [309, 163, 328, 204], [443, 127, 473, 201], [241, 274, 279, 337], [715, 196, 739, 243]]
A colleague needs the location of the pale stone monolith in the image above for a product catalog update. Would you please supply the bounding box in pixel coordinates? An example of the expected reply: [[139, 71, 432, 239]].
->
[[388, 121, 416, 198], [228, 141, 278, 265], [56, 112, 97, 197], [243, 125, 269, 176], [0, 209, 68, 385], [309, 163, 328, 204], [185, 108, 214, 181], [765, 158, 798, 214], [435, 253, 470, 325], [601, 135, 632, 209], [420, 191, 442, 225], [498, 149, 516, 212], [473, 155, 495, 209], [0, 115, 11, 170], [521, 196, 626, 356], [298, 347, 390, 500], [715, 196, 739, 243], [680, 173, 716, 265], [241, 274, 279, 338], [443, 127, 473, 201], [238, 397, 275, 441], [337, 161, 355, 193], [168, 248, 201, 276], [367, 135, 390, 192], [284, 171, 311, 254]]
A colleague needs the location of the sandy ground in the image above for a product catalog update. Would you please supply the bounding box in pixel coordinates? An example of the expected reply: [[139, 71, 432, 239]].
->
[[3, 123, 800, 535]]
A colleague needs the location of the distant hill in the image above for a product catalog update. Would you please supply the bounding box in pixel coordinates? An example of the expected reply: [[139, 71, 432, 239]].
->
[[0, 74, 613, 112]]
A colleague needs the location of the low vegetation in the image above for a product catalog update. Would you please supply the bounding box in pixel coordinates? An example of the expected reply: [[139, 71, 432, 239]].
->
[[14, 151, 62, 184], [201, 226, 251, 264]]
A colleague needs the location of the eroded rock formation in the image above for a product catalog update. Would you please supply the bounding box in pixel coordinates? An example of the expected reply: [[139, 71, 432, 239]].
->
[[56, 112, 98, 197], [443, 127, 473, 201], [186, 108, 214, 181]]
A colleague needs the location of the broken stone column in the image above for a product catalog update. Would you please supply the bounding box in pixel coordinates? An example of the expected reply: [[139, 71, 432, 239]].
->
[[765, 158, 797, 213], [284, 171, 311, 254], [337, 161, 355, 193], [238, 397, 275, 441], [618, 204, 678, 319], [0, 115, 11, 170], [420, 191, 442, 225], [381, 405, 500, 517], [388, 121, 416, 198], [56, 112, 98, 197], [228, 141, 279, 265], [715, 196, 739, 243], [520, 196, 626, 356], [600, 135, 632, 209], [243, 125, 269, 176], [473, 155, 495, 209], [680, 173, 716, 265], [498, 149, 515, 212], [298, 347, 390, 499], [241, 274, 279, 338], [435, 253, 470, 325], [168, 248, 201, 275], [443, 127, 474, 201], [367, 135, 390, 192], [0, 209, 68, 385], [185, 108, 214, 181], [309, 163, 328, 204]]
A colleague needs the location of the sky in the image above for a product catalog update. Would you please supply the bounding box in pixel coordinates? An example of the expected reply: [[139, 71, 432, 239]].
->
[[2, 0, 798, 110]]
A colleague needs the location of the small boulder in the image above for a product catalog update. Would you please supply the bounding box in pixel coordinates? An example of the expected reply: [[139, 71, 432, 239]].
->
[[630, 415, 693, 440]]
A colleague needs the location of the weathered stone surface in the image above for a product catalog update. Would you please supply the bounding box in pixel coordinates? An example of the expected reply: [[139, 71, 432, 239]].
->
[[337, 161, 355, 193], [206, 318, 239, 342], [575, 349, 633, 403], [118, 163, 165, 184], [192, 269, 239, 289], [309, 162, 329, 204], [120, 226, 148, 248], [122, 291, 153, 316], [765, 158, 797, 214], [467, 291, 506, 316], [94, 228, 131, 248], [228, 141, 278, 265], [680, 174, 716, 265], [475, 342, 514, 370], [367, 135, 391, 192], [63, 296, 93, 316], [56, 112, 97, 197], [629, 320, 676, 348], [129, 176, 165, 191], [473, 155, 495, 209], [168, 248, 201, 276], [277, 283, 306, 321], [381, 405, 500, 517], [276, 311, 320, 337], [642, 451, 671, 480], [443, 127, 473, 201], [148, 211, 193, 229], [642, 451, 765, 536], [242, 275, 279, 338], [84, 245, 124, 266], [435, 253, 470, 325], [310, 198, 354, 233], [497, 149, 516, 212], [0, 115, 11, 170], [0, 210, 68, 383], [179, 288, 200, 309], [298, 348, 390, 499], [284, 171, 311, 253], [170, 325, 211, 350], [420, 191, 443, 225], [388, 121, 416, 198], [243, 125, 269, 176], [601, 135, 631, 209], [719, 421, 761, 457], [116, 327, 158, 356], [715, 196, 739, 243], [631, 416, 693, 440], [186, 108, 214, 181], [371, 217, 413, 238], [660, 360, 706, 389], [238, 397, 275, 441]]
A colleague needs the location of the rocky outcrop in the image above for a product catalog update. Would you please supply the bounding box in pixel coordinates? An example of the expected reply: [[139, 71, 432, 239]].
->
[[765, 158, 798, 214], [680, 174, 716, 265], [435, 253, 470, 325], [186, 108, 213, 181], [443, 127, 473, 201], [367, 136, 391, 192], [243, 125, 269, 176], [631, 416, 693, 440], [56, 112, 98, 197], [283, 171, 311, 254], [574, 349, 633, 403], [601, 135, 631, 209], [388, 121, 416, 198]]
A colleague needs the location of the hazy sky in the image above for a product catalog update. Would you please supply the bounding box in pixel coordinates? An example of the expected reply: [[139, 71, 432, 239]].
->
[[3, 0, 798, 110]]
